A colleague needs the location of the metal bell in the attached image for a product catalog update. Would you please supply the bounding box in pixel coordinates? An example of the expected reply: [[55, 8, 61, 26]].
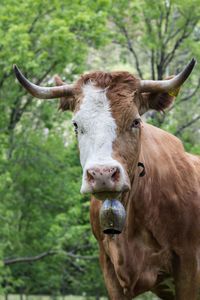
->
[[99, 199, 126, 235]]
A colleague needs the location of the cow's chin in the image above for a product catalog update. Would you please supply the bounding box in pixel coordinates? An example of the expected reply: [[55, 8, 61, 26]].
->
[[92, 191, 121, 201]]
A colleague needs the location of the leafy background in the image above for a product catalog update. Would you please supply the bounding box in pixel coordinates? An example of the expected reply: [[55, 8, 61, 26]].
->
[[0, 0, 199, 299]]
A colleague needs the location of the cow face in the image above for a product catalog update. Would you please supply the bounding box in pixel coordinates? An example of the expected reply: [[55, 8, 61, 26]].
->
[[56, 72, 135, 198], [68, 72, 166, 198], [72, 83, 129, 197], [13, 59, 195, 199], [72, 75, 140, 198]]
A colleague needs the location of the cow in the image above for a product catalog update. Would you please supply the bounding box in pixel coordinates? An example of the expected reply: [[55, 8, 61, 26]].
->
[[14, 58, 200, 300]]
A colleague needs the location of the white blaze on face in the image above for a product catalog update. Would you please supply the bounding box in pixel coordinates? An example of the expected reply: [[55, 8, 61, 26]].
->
[[72, 83, 125, 193]]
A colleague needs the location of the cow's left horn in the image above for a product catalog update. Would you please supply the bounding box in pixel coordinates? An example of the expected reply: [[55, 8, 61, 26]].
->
[[139, 58, 196, 93], [13, 65, 74, 99]]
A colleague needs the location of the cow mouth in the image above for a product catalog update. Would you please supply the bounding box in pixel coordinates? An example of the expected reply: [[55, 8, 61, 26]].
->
[[92, 191, 121, 200], [92, 183, 130, 200]]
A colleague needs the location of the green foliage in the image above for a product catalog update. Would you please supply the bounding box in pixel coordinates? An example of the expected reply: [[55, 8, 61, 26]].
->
[[0, 124, 105, 295]]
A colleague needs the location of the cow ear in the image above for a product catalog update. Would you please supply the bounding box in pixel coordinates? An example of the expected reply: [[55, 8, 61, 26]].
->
[[54, 75, 65, 86], [139, 91, 175, 114], [54, 75, 76, 111], [138, 75, 177, 114]]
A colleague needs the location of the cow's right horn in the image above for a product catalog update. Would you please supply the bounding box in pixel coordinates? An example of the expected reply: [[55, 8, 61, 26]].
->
[[139, 58, 196, 93], [13, 65, 74, 99]]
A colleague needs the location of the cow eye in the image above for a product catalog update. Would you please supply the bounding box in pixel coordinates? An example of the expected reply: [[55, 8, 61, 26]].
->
[[132, 118, 141, 128], [72, 122, 78, 135]]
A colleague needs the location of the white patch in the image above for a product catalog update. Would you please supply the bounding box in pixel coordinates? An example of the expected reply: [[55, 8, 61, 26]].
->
[[72, 83, 127, 193]]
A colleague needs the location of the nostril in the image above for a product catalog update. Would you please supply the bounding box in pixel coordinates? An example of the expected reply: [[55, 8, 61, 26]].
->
[[87, 169, 95, 182], [111, 167, 120, 182], [86, 166, 121, 185]]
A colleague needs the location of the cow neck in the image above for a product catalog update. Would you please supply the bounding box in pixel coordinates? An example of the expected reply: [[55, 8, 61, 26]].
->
[[118, 124, 164, 241], [123, 122, 186, 213], [120, 158, 141, 209]]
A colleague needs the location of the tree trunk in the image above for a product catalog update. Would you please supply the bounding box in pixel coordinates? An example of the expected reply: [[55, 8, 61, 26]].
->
[[4, 294, 8, 300]]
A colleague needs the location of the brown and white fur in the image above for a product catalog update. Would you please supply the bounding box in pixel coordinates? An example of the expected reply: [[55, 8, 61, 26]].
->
[[16, 69, 200, 300], [62, 71, 200, 300]]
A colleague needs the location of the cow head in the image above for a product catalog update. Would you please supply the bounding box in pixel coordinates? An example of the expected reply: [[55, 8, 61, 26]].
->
[[14, 59, 195, 199]]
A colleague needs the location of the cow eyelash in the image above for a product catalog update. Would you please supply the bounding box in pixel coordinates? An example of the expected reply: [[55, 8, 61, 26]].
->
[[132, 118, 142, 128], [72, 122, 78, 135], [72, 122, 85, 135]]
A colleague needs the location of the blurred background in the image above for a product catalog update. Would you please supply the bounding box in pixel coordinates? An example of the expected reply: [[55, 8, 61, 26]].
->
[[0, 0, 199, 299]]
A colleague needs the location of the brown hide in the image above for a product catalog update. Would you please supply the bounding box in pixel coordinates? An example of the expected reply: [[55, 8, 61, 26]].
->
[[90, 124, 200, 299], [55, 71, 200, 299]]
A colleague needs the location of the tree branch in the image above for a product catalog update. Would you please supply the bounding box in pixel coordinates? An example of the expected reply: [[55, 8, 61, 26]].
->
[[0, 71, 12, 88], [164, 1, 171, 34], [62, 252, 98, 261], [4, 250, 55, 265], [28, 9, 54, 34], [164, 26, 183, 46], [8, 61, 58, 132], [168, 78, 200, 112], [163, 18, 198, 68], [175, 115, 200, 136], [156, 7, 163, 41], [114, 22, 143, 78], [4, 250, 98, 266], [150, 49, 155, 80]]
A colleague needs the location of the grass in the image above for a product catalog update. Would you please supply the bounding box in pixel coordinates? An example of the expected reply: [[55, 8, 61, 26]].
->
[[0, 296, 105, 300], [0, 293, 159, 300]]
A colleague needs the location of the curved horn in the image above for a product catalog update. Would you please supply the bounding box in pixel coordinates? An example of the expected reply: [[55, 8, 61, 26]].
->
[[13, 65, 74, 99], [139, 58, 196, 93]]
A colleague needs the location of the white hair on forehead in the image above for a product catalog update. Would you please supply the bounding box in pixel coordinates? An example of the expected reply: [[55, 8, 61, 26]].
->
[[72, 82, 117, 168], [83, 80, 110, 93], [82, 82, 109, 102], [72, 82, 128, 194]]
